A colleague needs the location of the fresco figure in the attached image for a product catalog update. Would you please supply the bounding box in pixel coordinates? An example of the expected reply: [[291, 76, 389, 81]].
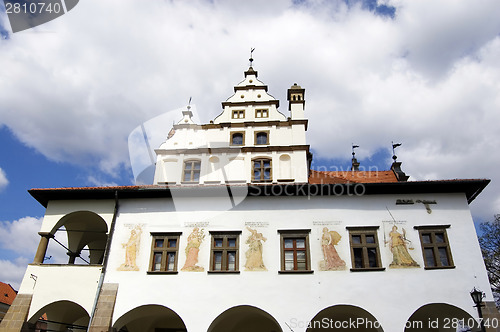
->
[[181, 227, 205, 272], [244, 227, 267, 271], [388, 225, 420, 268], [118, 225, 142, 271], [320, 227, 346, 271]]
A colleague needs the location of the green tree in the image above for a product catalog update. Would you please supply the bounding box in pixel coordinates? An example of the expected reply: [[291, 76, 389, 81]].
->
[[479, 214, 500, 306]]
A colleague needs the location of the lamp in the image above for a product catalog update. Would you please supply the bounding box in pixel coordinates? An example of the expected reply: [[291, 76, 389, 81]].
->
[[470, 287, 486, 332], [471, 287, 485, 306]]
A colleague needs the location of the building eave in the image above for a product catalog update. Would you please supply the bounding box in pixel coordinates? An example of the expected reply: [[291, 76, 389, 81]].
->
[[28, 179, 490, 208]]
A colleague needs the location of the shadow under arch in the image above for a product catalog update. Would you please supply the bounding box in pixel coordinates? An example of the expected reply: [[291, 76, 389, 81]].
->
[[207, 305, 282, 332], [51, 210, 108, 264], [28, 300, 89, 331], [405, 303, 479, 331], [307, 305, 384, 331], [113, 304, 187, 332]]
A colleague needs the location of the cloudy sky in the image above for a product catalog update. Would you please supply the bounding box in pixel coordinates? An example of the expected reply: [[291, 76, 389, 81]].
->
[[1, 0, 500, 289]]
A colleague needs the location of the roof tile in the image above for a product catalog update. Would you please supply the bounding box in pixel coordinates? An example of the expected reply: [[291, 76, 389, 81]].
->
[[0, 282, 17, 306], [309, 169, 398, 184]]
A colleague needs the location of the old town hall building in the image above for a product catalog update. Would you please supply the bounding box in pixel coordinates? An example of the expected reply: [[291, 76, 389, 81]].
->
[[1, 63, 498, 332]]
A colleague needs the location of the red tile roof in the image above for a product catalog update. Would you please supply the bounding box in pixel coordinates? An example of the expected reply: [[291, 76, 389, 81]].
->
[[309, 169, 399, 184], [0, 282, 17, 306]]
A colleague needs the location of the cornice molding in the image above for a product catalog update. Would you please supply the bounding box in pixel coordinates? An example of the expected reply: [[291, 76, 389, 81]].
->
[[234, 85, 268, 92], [222, 100, 280, 108], [155, 145, 310, 155], [202, 119, 308, 130]]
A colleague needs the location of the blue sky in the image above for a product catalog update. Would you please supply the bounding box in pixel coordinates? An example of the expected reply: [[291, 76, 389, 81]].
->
[[1, 0, 500, 289]]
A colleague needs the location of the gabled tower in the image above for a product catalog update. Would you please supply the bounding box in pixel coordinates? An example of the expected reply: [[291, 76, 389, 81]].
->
[[153, 65, 310, 185]]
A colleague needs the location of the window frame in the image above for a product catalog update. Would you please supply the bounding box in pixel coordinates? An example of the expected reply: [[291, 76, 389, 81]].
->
[[254, 131, 270, 145], [148, 232, 181, 274], [232, 109, 245, 119], [255, 109, 269, 118], [252, 158, 272, 182], [278, 230, 313, 274], [182, 159, 201, 183], [414, 225, 455, 270], [347, 226, 385, 272], [208, 231, 242, 274], [230, 131, 245, 146]]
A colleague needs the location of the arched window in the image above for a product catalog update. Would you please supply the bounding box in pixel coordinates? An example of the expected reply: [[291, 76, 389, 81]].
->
[[255, 132, 269, 145], [231, 132, 244, 145], [183, 160, 201, 182], [253, 158, 272, 182]]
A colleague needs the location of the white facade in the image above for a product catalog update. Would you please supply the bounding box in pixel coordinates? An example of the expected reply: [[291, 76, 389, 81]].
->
[[3, 65, 498, 332], [153, 67, 310, 185]]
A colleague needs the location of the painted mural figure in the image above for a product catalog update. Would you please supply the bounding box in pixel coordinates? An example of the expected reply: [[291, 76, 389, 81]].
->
[[181, 227, 205, 272], [118, 225, 142, 271], [388, 226, 420, 268], [244, 227, 267, 271], [320, 227, 346, 271]]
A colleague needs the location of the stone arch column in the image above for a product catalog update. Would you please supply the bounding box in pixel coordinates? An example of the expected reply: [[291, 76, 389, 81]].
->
[[33, 232, 54, 264]]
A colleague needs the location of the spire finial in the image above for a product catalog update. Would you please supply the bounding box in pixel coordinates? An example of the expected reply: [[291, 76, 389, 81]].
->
[[249, 48, 255, 67], [352, 144, 359, 157], [392, 141, 402, 161], [351, 144, 360, 171], [187, 96, 192, 110]]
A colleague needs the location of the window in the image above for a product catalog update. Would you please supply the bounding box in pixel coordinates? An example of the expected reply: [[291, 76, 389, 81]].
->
[[255, 131, 269, 145], [183, 160, 201, 182], [149, 233, 181, 273], [255, 109, 269, 118], [231, 132, 244, 145], [415, 225, 454, 269], [279, 230, 312, 273], [252, 158, 272, 182], [209, 232, 241, 272], [348, 227, 384, 271], [232, 110, 245, 119]]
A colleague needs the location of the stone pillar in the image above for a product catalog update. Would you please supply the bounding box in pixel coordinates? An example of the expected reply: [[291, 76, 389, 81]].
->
[[0, 294, 32, 332], [88, 283, 119, 332], [67, 251, 80, 264], [32, 232, 53, 264], [483, 301, 500, 332]]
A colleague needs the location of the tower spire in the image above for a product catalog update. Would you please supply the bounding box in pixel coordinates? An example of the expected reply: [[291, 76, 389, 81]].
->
[[351, 144, 360, 171], [249, 47, 255, 68], [390, 142, 409, 181], [392, 141, 402, 161]]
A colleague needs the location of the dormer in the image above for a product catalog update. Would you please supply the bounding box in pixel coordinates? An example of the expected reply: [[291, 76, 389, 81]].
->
[[213, 67, 286, 124]]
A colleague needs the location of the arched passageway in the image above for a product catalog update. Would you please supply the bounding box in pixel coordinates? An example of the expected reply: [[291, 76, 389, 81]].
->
[[208, 305, 282, 332], [50, 211, 108, 264], [405, 303, 479, 331], [307, 305, 384, 331], [28, 300, 89, 331], [113, 305, 187, 332]]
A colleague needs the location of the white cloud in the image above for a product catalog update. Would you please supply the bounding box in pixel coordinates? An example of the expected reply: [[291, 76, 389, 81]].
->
[[0, 258, 29, 290], [86, 175, 118, 188], [0, 217, 73, 287], [0, 0, 499, 221], [0, 217, 41, 255], [0, 167, 7, 191], [0, 217, 42, 290]]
